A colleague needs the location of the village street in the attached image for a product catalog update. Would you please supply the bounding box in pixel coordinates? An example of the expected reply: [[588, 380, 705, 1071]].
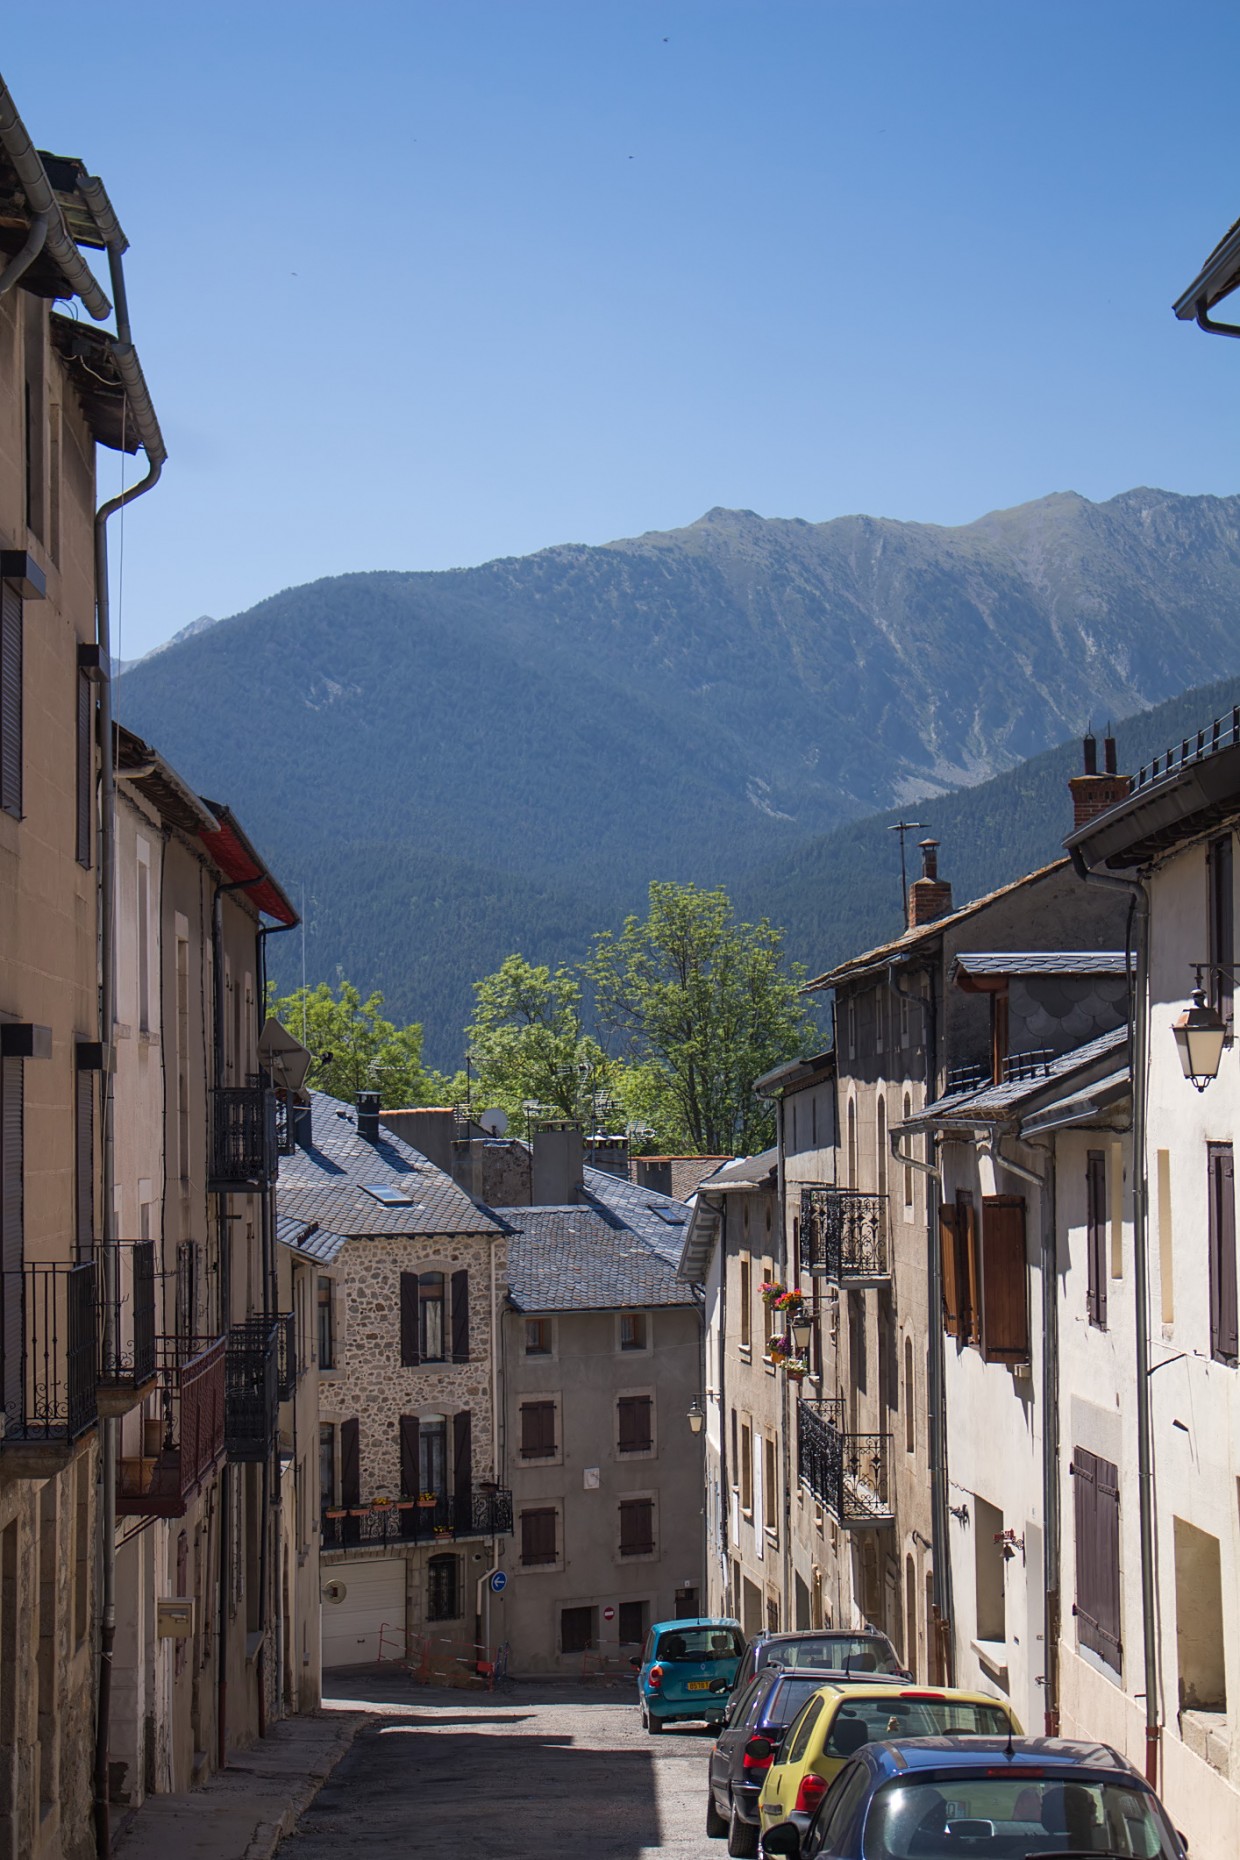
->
[[281, 1674, 714, 1860]]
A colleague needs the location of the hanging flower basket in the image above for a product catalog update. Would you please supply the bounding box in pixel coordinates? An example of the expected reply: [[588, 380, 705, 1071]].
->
[[433, 1523, 452, 1537], [760, 1281, 786, 1308], [773, 1289, 804, 1313], [785, 1362, 808, 1382]]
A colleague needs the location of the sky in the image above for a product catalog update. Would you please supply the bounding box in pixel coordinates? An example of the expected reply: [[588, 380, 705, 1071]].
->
[[6, 0, 1240, 660]]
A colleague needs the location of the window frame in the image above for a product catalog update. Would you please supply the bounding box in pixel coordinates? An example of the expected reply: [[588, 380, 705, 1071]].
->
[[317, 1274, 336, 1371], [617, 1310, 649, 1354], [523, 1315, 554, 1358], [427, 1551, 462, 1622]]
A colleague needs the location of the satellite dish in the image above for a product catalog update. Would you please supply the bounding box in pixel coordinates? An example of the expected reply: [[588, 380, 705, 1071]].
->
[[257, 1017, 313, 1093], [322, 1580, 347, 1605], [479, 1108, 509, 1137]]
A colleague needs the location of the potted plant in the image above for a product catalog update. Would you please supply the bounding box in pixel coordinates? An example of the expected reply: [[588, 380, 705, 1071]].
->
[[785, 1361, 807, 1382], [774, 1288, 804, 1314], [417, 1490, 438, 1508], [760, 1280, 785, 1307]]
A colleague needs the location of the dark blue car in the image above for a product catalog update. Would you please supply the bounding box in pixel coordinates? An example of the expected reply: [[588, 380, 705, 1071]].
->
[[708, 1667, 862, 1858]]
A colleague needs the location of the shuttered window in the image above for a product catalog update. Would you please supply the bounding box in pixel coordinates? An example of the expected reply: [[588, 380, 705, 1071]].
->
[[0, 584, 22, 819], [979, 1195, 1029, 1364], [1086, 1150, 1107, 1330], [520, 1507, 558, 1566], [399, 1414, 420, 1499], [75, 667, 92, 868], [1072, 1445, 1122, 1673], [399, 1272, 420, 1366], [1, 1056, 23, 1418], [1208, 834, 1235, 1031], [75, 1054, 94, 1256], [959, 1193, 981, 1345], [1208, 1143, 1237, 1365], [451, 1268, 469, 1362], [452, 1410, 472, 1520], [617, 1395, 653, 1454], [520, 1400, 557, 1458], [939, 1204, 961, 1337], [339, 1417, 361, 1507], [619, 1497, 655, 1557]]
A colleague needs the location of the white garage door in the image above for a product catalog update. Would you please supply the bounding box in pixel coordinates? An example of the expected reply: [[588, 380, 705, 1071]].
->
[[321, 1558, 406, 1668]]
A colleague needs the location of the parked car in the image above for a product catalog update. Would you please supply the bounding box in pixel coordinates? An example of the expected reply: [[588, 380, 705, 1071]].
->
[[632, 1617, 745, 1734], [730, 1629, 907, 1700], [758, 1685, 1021, 1829], [708, 1668, 857, 1857], [758, 1736, 1187, 1860]]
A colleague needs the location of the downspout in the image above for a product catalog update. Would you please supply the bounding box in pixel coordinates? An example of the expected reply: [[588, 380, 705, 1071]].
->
[[0, 209, 47, 298], [773, 1092, 793, 1623], [489, 1230, 500, 1660]]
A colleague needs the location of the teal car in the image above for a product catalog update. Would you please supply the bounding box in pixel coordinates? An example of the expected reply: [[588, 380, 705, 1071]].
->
[[632, 1617, 745, 1734]]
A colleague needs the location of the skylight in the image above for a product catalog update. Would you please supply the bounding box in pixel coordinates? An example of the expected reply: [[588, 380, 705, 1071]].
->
[[362, 1183, 416, 1208], [648, 1205, 687, 1225]]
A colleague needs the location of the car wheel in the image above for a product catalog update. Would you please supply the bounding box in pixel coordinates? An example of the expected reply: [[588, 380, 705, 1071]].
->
[[706, 1791, 728, 1838], [645, 1708, 664, 1735], [727, 1801, 758, 1857]]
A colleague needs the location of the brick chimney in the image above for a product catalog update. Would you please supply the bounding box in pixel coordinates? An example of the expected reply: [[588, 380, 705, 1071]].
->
[[908, 839, 954, 927], [1068, 732, 1132, 830]]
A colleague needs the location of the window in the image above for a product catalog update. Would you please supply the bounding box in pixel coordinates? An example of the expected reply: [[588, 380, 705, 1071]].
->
[[1086, 1149, 1107, 1330], [740, 1421, 753, 1512], [0, 569, 23, 819], [730, 1408, 738, 1490], [1073, 1447, 1121, 1674], [876, 1097, 887, 1200], [1208, 1143, 1237, 1364], [619, 1311, 647, 1351], [974, 1495, 1006, 1644], [763, 1436, 778, 1539], [847, 998, 856, 1060], [317, 1276, 336, 1369], [762, 1258, 777, 1355], [427, 1554, 461, 1622], [810, 1092, 818, 1149], [1208, 833, 1235, 1033], [524, 1317, 552, 1355], [619, 1497, 654, 1557], [75, 1046, 95, 1254], [400, 1269, 470, 1366], [76, 665, 92, 868], [900, 992, 910, 1047], [902, 1093, 913, 1211], [786, 1694, 826, 1765], [561, 1605, 597, 1653], [617, 1394, 653, 1455], [321, 1422, 338, 1511], [175, 926, 190, 1183], [520, 1507, 558, 1566], [1174, 1516, 1225, 1710], [419, 1415, 448, 1495], [940, 1192, 1028, 1363], [136, 850, 152, 1033], [520, 1400, 557, 1459], [618, 1599, 647, 1646], [875, 985, 885, 1054], [903, 1334, 915, 1453], [738, 1258, 752, 1351], [847, 1099, 857, 1188]]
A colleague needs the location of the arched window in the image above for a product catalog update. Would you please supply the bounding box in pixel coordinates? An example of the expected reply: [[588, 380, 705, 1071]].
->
[[428, 1553, 460, 1622], [902, 1093, 914, 1210], [847, 1099, 857, 1189], [876, 1097, 887, 1200], [904, 1336, 915, 1453]]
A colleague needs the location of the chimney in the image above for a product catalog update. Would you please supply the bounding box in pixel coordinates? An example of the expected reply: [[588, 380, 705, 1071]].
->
[[531, 1126, 584, 1205], [1069, 733, 1132, 830], [356, 1090, 380, 1143], [291, 1100, 313, 1149], [908, 839, 954, 927]]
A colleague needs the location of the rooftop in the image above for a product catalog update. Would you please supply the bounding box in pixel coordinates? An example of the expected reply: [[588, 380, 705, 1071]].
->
[[500, 1199, 697, 1314], [904, 1025, 1128, 1127], [1067, 701, 1240, 873], [951, 951, 1130, 980]]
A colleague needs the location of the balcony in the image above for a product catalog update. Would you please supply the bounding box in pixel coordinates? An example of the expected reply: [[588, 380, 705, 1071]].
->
[[320, 1487, 514, 1553], [116, 1335, 226, 1516], [797, 1396, 893, 1528], [0, 1262, 98, 1472], [209, 1085, 277, 1191], [97, 1240, 157, 1416], [224, 1319, 279, 1461], [800, 1187, 889, 1284]]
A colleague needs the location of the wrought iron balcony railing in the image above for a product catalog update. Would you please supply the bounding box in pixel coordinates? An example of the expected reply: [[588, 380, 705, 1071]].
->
[[116, 1334, 226, 1516], [275, 1310, 296, 1401], [209, 1085, 278, 1191], [797, 1396, 894, 1528], [97, 1240, 157, 1392], [224, 1319, 279, 1461], [320, 1487, 514, 1551], [800, 1187, 889, 1283], [1, 1261, 98, 1446]]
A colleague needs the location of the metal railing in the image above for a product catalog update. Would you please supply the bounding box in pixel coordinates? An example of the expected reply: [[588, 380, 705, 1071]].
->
[[797, 1396, 894, 1527], [799, 1188, 889, 1282], [1, 1260, 98, 1444], [275, 1310, 296, 1401], [224, 1318, 279, 1460], [946, 1061, 988, 1095], [97, 1239, 157, 1389], [1134, 704, 1240, 793], [209, 1085, 277, 1190], [1002, 1047, 1055, 1084], [320, 1487, 514, 1551], [274, 1093, 296, 1157], [116, 1334, 226, 1516]]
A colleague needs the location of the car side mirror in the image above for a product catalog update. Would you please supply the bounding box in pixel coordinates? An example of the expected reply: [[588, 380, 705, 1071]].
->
[[744, 1736, 774, 1762], [761, 1822, 801, 1858], [1176, 1833, 1188, 1855], [629, 1656, 642, 1670], [709, 1676, 731, 1693]]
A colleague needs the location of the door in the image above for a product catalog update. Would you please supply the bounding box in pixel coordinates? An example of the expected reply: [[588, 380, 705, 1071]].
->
[[321, 1557, 406, 1668]]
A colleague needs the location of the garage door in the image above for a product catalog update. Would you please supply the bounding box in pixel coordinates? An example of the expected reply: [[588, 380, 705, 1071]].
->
[[321, 1558, 406, 1668]]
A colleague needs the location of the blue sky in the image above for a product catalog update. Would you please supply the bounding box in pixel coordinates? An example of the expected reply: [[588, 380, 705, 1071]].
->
[[6, 1, 1240, 658]]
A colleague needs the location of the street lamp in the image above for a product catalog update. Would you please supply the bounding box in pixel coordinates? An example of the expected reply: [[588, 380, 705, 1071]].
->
[[686, 1398, 705, 1435], [789, 1313, 813, 1356], [1172, 968, 1229, 1091]]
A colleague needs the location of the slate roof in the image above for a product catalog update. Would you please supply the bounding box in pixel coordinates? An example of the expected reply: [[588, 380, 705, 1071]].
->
[[500, 1186, 698, 1314], [580, 1165, 691, 1268], [275, 1211, 348, 1266], [696, 1148, 778, 1191], [907, 1025, 1129, 1126], [952, 951, 1131, 979], [276, 1091, 502, 1240]]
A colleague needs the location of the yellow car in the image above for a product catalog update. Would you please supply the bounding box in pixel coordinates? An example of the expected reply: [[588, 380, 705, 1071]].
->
[[757, 1683, 1022, 1826]]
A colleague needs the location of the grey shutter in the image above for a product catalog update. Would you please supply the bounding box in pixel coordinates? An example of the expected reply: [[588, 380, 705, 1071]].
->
[[1086, 1151, 1107, 1329], [1, 1057, 23, 1418], [399, 1414, 420, 1498], [451, 1268, 469, 1362], [0, 586, 21, 818], [76, 668, 92, 868], [400, 1272, 420, 1366], [1072, 1444, 1121, 1672], [1209, 1145, 1237, 1363], [340, 1416, 361, 1506], [453, 1410, 472, 1525]]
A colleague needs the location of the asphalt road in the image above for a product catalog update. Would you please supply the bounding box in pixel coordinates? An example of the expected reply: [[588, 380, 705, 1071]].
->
[[281, 1670, 720, 1860]]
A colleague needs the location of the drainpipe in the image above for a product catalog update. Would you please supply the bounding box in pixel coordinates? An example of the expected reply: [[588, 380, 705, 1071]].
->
[[0, 209, 47, 298]]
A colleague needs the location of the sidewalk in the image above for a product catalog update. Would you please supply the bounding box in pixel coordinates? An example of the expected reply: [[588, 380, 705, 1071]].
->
[[112, 1710, 362, 1860]]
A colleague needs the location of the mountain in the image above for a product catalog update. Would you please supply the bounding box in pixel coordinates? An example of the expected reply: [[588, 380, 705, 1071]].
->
[[116, 487, 1240, 1061]]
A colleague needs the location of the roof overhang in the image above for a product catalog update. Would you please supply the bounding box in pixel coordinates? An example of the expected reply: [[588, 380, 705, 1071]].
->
[[199, 802, 298, 926], [1019, 1068, 1131, 1137], [116, 724, 218, 835], [1066, 740, 1240, 873], [754, 1048, 835, 1096], [1173, 215, 1240, 323]]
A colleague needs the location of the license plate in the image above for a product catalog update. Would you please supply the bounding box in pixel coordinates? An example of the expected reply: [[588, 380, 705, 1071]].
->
[[687, 1680, 711, 1691]]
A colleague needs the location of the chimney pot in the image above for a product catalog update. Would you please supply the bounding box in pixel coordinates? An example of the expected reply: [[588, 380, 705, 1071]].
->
[[1082, 732, 1097, 776], [908, 841, 952, 926], [356, 1089, 381, 1143], [919, 838, 939, 881], [1104, 734, 1117, 775]]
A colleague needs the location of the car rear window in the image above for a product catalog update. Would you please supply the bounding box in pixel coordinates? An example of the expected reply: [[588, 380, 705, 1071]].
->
[[823, 1697, 1012, 1756], [654, 1626, 744, 1661], [773, 1635, 902, 1675], [862, 1774, 1179, 1859]]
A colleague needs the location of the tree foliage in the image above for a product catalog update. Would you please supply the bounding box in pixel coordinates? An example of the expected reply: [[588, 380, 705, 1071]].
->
[[269, 979, 458, 1109], [465, 955, 616, 1127]]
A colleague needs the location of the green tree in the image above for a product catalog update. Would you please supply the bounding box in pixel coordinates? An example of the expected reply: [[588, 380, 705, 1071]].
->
[[269, 978, 456, 1109], [466, 954, 617, 1127], [585, 881, 810, 1155]]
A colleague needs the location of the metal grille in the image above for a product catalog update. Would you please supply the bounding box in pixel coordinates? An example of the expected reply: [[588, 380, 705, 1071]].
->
[[98, 1239, 157, 1387], [320, 1487, 513, 1550], [224, 1318, 279, 1460], [210, 1086, 277, 1189], [797, 1396, 894, 1527], [1, 1260, 98, 1442], [275, 1310, 296, 1401], [799, 1188, 889, 1282]]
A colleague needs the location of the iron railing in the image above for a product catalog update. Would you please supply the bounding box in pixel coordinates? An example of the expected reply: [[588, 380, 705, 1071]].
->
[[97, 1240, 157, 1389], [274, 1093, 296, 1157], [1002, 1048, 1055, 1083], [209, 1085, 277, 1190], [224, 1318, 279, 1460], [800, 1188, 889, 1282], [116, 1334, 226, 1516], [1, 1261, 98, 1444], [797, 1396, 894, 1527], [1134, 704, 1240, 793], [275, 1310, 296, 1400], [320, 1488, 514, 1551], [946, 1061, 988, 1095]]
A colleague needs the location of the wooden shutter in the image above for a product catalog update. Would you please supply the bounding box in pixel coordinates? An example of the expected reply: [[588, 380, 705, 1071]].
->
[[939, 1204, 960, 1336], [979, 1195, 1029, 1363], [399, 1272, 420, 1366], [1209, 835, 1235, 1030], [0, 586, 21, 819], [619, 1498, 654, 1555], [1, 1057, 23, 1418], [521, 1508, 557, 1565], [520, 1401, 555, 1456], [1209, 1144, 1237, 1364], [75, 1061, 94, 1255], [399, 1414, 420, 1499], [453, 1410, 472, 1523], [1072, 1445, 1122, 1672], [618, 1395, 652, 1453], [1086, 1150, 1107, 1329], [340, 1416, 361, 1506], [451, 1268, 469, 1363], [76, 668, 92, 868], [958, 1193, 980, 1345]]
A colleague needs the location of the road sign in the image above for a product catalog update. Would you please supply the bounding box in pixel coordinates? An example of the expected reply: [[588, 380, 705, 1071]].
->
[[603, 1606, 615, 1622], [490, 1570, 508, 1594]]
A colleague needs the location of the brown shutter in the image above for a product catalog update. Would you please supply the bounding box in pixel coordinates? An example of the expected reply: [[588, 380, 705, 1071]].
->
[[340, 1416, 361, 1506], [1209, 1145, 1237, 1363], [1072, 1445, 1122, 1672], [399, 1414, 420, 1498], [1086, 1150, 1107, 1329], [76, 668, 92, 868], [979, 1195, 1029, 1363], [520, 1401, 556, 1456], [938, 1204, 960, 1336], [400, 1271, 420, 1366], [618, 1395, 652, 1452], [451, 1268, 469, 1363], [453, 1410, 472, 1524], [1, 1057, 23, 1418], [75, 1061, 94, 1256], [619, 1498, 654, 1555], [0, 586, 21, 819], [958, 1193, 980, 1344], [521, 1508, 557, 1564]]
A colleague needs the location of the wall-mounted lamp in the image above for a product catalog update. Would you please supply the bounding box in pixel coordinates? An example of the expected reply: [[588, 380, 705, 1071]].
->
[[789, 1315, 813, 1354], [686, 1398, 705, 1435], [1173, 967, 1228, 1090]]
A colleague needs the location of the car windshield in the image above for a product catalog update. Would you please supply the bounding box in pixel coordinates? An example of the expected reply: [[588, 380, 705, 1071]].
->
[[772, 1636, 902, 1676], [862, 1773, 1180, 1858], [655, 1627, 744, 1662], [765, 1674, 844, 1725], [824, 1699, 1013, 1754]]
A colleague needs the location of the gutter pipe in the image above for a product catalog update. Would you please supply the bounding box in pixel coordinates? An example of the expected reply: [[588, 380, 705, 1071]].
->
[[0, 77, 112, 318], [0, 208, 47, 298], [1195, 300, 1240, 340]]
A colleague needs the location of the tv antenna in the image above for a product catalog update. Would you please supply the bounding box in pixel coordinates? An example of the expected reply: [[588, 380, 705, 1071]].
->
[[888, 821, 927, 929]]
